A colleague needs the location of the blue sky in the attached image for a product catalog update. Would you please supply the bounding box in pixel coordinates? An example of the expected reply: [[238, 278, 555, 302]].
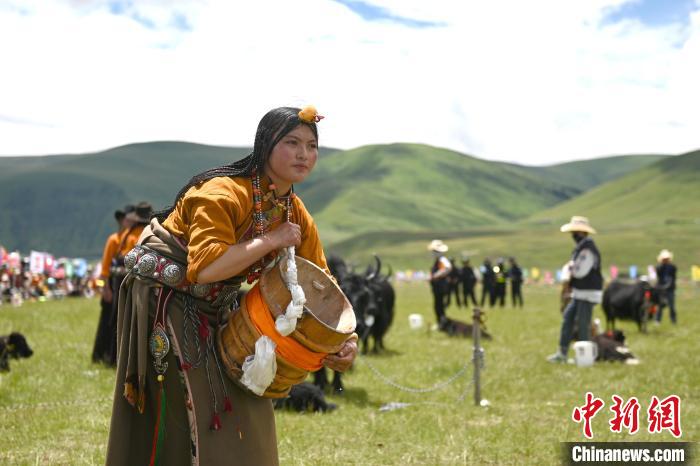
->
[[106, 1, 192, 31], [332, 0, 445, 28], [0, 0, 698, 164], [604, 0, 697, 27]]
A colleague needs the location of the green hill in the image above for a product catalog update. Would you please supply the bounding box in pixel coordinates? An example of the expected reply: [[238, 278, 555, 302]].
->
[[521, 154, 669, 191], [297, 143, 579, 244], [529, 149, 700, 228], [0, 141, 676, 259], [329, 151, 699, 275], [0, 142, 252, 257]]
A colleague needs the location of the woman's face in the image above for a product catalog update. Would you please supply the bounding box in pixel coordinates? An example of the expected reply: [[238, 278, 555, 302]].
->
[[265, 124, 318, 188]]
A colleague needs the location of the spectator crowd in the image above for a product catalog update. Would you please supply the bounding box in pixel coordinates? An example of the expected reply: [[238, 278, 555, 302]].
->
[[0, 247, 98, 306]]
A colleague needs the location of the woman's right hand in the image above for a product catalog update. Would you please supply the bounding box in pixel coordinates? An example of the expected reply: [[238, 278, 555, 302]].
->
[[267, 222, 302, 249]]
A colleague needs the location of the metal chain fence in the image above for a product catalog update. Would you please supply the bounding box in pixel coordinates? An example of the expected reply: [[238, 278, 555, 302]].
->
[[358, 356, 471, 394]]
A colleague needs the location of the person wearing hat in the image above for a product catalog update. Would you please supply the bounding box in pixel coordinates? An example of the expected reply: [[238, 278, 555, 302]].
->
[[118, 201, 153, 255], [548, 216, 603, 363], [428, 239, 452, 328], [92, 204, 133, 364], [459, 254, 478, 307], [100, 201, 153, 366], [655, 249, 677, 324]]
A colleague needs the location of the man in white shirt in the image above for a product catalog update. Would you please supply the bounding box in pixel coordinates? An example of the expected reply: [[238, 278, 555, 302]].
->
[[428, 239, 452, 329], [548, 216, 603, 363]]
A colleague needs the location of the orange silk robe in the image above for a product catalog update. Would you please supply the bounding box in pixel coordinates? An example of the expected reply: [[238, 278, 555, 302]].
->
[[100, 232, 121, 279], [162, 175, 328, 284]]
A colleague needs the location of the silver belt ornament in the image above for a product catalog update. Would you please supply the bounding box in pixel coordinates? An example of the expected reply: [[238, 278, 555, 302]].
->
[[125, 245, 240, 308], [124, 246, 185, 287]]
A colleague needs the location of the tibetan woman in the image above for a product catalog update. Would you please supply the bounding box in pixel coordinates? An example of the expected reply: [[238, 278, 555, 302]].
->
[[105, 106, 358, 466]]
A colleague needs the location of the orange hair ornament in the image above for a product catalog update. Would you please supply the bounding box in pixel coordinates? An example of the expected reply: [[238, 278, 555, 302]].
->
[[298, 105, 324, 123]]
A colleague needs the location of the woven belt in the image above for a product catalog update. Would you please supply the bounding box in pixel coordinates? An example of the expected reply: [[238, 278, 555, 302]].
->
[[124, 245, 241, 308]]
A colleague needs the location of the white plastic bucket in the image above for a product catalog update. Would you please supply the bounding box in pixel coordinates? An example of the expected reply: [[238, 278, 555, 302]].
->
[[408, 313, 424, 330], [573, 341, 598, 367]]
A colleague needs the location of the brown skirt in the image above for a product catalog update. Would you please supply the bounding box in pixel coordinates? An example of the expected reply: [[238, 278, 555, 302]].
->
[[105, 220, 278, 466]]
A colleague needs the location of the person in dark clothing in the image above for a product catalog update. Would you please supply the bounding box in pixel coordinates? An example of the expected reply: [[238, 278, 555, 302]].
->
[[92, 204, 134, 364], [508, 257, 524, 308], [444, 257, 462, 309], [493, 257, 507, 307], [548, 216, 603, 363], [480, 258, 495, 307], [428, 240, 452, 327], [655, 249, 677, 324], [460, 255, 478, 307], [101, 201, 154, 367]]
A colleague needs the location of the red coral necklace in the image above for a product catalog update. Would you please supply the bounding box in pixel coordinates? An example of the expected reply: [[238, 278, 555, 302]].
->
[[247, 169, 294, 284]]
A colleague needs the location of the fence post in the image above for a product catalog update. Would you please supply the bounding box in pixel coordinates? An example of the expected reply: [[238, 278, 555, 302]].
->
[[472, 306, 482, 406]]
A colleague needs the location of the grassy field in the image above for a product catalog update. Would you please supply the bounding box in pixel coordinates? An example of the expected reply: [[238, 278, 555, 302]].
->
[[0, 283, 698, 465], [329, 223, 700, 283]]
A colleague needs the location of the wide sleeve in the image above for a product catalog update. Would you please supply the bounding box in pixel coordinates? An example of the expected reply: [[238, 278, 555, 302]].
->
[[184, 193, 242, 283]]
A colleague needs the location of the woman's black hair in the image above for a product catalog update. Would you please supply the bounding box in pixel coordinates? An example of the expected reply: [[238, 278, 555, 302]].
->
[[153, 107, 318, 222]]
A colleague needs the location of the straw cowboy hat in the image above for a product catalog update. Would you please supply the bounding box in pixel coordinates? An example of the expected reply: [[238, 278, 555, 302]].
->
[[126, 201, 153, 224], [560, 216, 597, 234], [657, 249, 673, 262], [427, 239, 449, 253], [114, 204, 135, 221]]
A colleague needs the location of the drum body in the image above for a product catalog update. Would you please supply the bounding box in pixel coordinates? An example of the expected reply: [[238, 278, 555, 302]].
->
[[217, 256, 356, 398]]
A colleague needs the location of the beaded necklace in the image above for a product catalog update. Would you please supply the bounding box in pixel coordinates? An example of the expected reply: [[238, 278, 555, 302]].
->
[[247, 168, 294, 284]]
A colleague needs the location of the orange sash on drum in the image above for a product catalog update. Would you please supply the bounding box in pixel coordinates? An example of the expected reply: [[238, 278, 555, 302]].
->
[[246, 285, 327, 371]]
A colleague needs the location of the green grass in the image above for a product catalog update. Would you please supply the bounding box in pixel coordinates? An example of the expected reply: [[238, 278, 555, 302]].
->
[[1, 283, 697, 465], [327, 223, 700, 282]]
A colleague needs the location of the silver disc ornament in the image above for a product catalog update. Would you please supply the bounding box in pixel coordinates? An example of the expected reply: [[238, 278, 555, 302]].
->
[[149, 324, 170, 375]]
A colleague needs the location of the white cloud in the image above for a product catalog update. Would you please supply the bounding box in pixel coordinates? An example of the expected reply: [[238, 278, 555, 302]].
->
[[0, 0, 698, 164]]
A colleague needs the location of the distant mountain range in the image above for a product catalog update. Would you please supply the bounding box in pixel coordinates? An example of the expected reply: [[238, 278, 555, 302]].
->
[[1, 141, 690, 261]]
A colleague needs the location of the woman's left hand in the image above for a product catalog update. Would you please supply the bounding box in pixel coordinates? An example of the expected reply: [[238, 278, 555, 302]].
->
[[323, 338, 358, 372]]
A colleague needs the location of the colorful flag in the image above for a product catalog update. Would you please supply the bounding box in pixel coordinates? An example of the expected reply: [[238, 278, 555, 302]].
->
[[544, 270, 553, 284], [30, 251, 45, 274], [647, 265, 657, 281], [8, 252, 21, 269], [73, 258, 88, 278], [44, 254, 55, 274], [691, 265, 700, 282], [629, 265, 638, 279]]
